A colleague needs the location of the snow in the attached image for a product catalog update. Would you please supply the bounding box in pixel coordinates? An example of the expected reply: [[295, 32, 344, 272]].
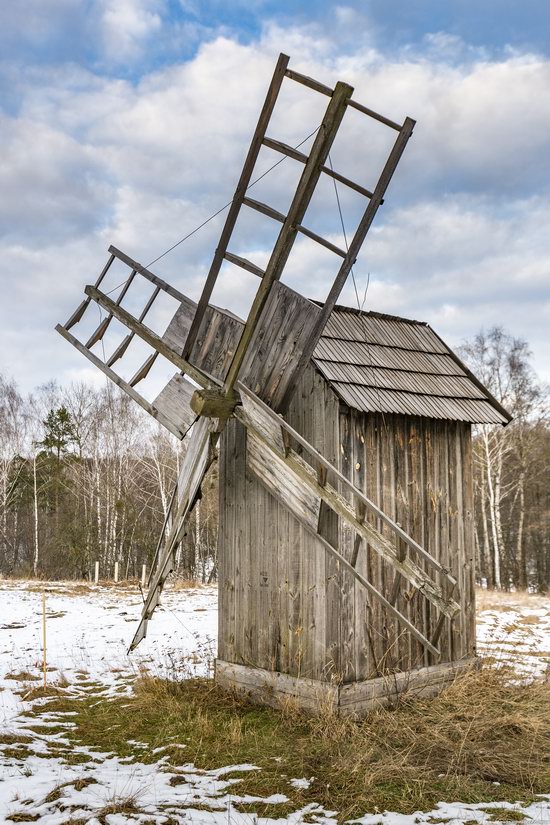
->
[[355, 799, 550, 825], [476, 592, 550, 679], [1, 580, 549, 824]]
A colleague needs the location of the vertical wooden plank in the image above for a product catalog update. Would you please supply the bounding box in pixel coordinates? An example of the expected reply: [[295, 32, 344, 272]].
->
[[409, 416, 425, 670], [453, 421, 466, 659], [339, 406, 354, 682], [217, 425, 228, 662], [235, 421, 248, 667], [462, 423, 476, 658], [382, 415, 398, 672], [439, 419, 452, 661], [394, 417, 412, 670], [276, 497, 288, 674], [352, 410, 369, 681], [368, 413, 384, 673], [285, 368, 306, 678]]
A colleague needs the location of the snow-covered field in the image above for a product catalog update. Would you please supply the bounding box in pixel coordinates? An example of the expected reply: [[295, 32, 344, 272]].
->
[[0, 580, 549, 824], [476, 590, 550, 680]]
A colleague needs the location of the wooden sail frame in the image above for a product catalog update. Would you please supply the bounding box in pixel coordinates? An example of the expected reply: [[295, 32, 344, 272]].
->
[[55, 53, 452, 662]]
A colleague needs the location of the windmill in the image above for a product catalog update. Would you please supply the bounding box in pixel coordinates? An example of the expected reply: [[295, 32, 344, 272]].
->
[[57, 54, 507, 715]]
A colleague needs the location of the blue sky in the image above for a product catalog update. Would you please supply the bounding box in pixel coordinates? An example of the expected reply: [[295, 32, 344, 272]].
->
[[0, 1, 549, 397]]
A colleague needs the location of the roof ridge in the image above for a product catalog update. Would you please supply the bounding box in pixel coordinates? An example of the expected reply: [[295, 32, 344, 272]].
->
[[311, 300, 428, 326]]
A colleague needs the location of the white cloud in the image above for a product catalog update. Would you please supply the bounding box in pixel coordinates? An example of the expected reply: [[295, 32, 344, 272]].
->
[[1, 23, 549, 392], [97, 0, 165, 62], [0, 115, 109, 245]]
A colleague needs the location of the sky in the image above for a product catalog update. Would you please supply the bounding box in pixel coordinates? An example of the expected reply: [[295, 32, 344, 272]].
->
[[1, 0, 549, 399]]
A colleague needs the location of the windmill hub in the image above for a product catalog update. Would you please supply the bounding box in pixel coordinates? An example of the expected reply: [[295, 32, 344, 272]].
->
[[190, 387, 239, 420]]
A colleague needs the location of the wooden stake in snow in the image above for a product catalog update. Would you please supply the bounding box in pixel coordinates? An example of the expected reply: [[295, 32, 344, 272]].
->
[[94, 561, 99, 584], [114, 561, 119, 583], [42, 591, 47, 688], [141, 564, 147, 588]]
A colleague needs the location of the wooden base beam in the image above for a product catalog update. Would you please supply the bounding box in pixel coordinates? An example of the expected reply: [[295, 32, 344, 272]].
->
[[215, 658, 477, 718]]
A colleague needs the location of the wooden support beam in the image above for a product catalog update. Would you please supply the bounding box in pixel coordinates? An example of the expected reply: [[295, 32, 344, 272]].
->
[[238, 389, 287, 454], [264, 137, 377, 200], [223, 80, 354, 395], [238, 402, 459, 618], [286, 448, 459, 618], [285, 67, 333, 97], [190, 387, 239, 420], [430, 582, 457, 648], [85, 286, 217, 389], [390, 542, 408, 605], [56, 325, 185, 440], [237, 382, 457, 587], [316, 462, 328, 487], [181, 53, 290, 362], [64, 299, 89, 331], [262, 136, 308, 164], [129, 418, 219, 650], [347, 98, 402, 132], [85, 316, 111, 349], [106, 333, 132, 367], [108, 246, 191, 304], [350, 501, 366, 568], [129, 352, 158, 386], [246, 432, 440, 657], [321, 165, 374, 200], [106, 279, 161, 367], [242, 196, 285, 223], [63, 252, 115, 330], [224, 251, 265, 278], [278, 116, 416, 411], [295, 224, 347, 258]]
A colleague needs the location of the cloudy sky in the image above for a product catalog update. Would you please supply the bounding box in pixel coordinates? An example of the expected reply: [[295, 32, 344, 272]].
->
[[1, 0, 549, 398]]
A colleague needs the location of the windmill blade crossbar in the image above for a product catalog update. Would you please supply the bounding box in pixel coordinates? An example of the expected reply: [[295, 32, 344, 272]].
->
[[129, 417, 219, 651]]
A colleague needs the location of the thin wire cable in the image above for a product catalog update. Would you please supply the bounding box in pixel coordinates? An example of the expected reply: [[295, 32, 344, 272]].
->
[[144, 124, 321, 269], [97, 124, 322, 304]]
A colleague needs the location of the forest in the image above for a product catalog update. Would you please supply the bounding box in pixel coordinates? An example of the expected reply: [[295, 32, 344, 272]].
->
[[0, 326, 547, 591]]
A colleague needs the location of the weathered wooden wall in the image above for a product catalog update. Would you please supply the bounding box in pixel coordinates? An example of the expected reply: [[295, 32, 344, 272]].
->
[[217, 364, 475, 684]]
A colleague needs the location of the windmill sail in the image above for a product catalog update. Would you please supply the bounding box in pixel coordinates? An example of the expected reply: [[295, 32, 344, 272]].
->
[[56, 53, 442, 656]]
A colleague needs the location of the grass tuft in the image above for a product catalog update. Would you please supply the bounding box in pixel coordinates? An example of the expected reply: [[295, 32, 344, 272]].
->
[[31, 665, 550, 822], [5, 672, 40, 682], [486, 809, 530, 822]]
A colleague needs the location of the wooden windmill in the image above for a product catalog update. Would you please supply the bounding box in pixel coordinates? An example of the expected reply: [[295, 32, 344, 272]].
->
[[57, 54, 510, 715]]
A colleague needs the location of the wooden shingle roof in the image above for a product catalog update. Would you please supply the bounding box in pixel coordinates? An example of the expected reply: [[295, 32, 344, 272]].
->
[[312, 307, 511, 425]]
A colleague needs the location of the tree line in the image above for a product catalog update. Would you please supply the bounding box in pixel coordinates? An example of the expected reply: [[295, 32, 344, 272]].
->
[[459, 328, 548, 592], [0, 326, 547, 590], [0, 378, 217, 582]]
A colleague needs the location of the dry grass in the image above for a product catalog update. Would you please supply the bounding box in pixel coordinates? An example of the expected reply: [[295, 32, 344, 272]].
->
[[96, 794, 142, 825], [475, 587, 548, 613], [19, 683, 68, 701], [169, 578, 210, 591], [34, 665, 550, 822], [5, 671, 40, 682]]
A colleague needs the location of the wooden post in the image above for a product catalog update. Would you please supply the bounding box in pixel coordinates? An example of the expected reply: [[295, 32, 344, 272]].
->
[[141, 564, 147, 588], [114, 561, 119, 583], [42, 591, 47, 688], [94, 561, 99, 584]]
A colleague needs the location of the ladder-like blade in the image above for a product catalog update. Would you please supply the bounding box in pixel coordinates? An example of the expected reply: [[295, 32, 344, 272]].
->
[[129, 417, 218, 651], [233, 384, 460, 656]]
